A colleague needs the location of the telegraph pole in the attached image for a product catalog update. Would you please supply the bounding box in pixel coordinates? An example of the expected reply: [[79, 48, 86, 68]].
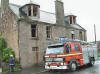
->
[[94, 24, 96, 44]]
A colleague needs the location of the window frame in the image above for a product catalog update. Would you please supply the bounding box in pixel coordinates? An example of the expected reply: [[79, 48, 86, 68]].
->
[[28, 5, 31, 16], [46, 26, 52, 39], [65, 45, 71, 53], [32, 47, 39, 51], [79, 31, 83, 40], [31, 24, 38, 39], [27, 5, 39, 17], [69, 16, 72, 24], [75, 45, 80, 52]]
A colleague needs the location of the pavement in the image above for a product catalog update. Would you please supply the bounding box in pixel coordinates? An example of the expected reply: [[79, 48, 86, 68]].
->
[[2, 65, 47, 74]]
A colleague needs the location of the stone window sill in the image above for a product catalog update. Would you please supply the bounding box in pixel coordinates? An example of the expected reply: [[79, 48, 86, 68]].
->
[[31, 37, 39, 40]]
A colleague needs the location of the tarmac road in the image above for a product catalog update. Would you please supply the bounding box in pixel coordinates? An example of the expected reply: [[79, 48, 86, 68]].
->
[[42, 61, 100, 74], [2, 60, 100, 74]]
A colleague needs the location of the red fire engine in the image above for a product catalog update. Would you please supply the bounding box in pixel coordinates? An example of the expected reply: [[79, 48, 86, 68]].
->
[[44, 41, 98, 71]]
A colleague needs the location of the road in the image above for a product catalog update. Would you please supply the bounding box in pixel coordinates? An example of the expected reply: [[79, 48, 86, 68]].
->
[[41, 60, 100, 74], [3, 60, 100, 74]]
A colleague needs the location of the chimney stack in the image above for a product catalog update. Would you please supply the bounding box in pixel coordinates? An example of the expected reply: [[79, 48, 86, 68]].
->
[[55, 0, 65, 26], [1, 0, 9, 13]]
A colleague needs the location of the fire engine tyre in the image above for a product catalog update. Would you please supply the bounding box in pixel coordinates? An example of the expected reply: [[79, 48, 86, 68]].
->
[[70, 62, 77, 71], [89, 58, 95, 66]]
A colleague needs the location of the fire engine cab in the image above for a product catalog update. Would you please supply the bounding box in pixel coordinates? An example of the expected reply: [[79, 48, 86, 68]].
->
[[44, 41, 98, 71]]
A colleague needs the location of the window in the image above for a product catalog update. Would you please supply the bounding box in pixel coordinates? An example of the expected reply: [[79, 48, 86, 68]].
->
[[28, 6, 31, 16], [31, 24, 37, 38], [27, 5, 39, 17], [69, 16, 76, 24], [73, 16, 76, 24], [46, 26, 51, 39], [65, 45, 71, 53], [32, 47, 38, 51], [75, 45, 80, 51], [71, 34, 75, 40], [79, 31, 82, 40], [71, 30, 75, 40], [33, 6, 38, 16], [69, 16, 72, 24]]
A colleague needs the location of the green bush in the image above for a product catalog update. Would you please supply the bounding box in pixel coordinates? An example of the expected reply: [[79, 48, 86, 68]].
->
[[98, 52, 100, 57], [0, 38, 6, 53], [3, 48, 14, 62]]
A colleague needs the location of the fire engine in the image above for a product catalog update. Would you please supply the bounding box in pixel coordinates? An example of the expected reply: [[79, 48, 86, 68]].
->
[[44, 41, 98, 71]]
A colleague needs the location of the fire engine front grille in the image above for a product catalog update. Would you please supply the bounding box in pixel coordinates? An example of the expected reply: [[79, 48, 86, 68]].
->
[[46, 58, 63, 62]]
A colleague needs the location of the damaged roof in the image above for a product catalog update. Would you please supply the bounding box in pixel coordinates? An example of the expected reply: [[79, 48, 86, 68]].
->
[[9, 3, 86, 31]]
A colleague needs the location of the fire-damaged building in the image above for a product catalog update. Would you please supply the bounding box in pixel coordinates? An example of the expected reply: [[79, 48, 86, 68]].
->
[[0, 0, 87, 68]]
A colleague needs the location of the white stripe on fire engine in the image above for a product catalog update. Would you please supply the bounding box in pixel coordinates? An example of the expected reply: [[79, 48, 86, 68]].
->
[[57, 53, 82, 57], [45, 53, 82, 57]]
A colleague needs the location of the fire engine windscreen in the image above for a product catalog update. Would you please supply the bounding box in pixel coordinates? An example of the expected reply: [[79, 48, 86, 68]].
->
[[46, 45, 64, 54]]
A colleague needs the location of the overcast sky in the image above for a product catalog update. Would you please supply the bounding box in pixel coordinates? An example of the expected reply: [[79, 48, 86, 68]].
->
[[7, 0, 100, 42]]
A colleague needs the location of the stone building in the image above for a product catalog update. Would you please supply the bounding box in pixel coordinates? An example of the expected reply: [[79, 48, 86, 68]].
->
[[0, 0, 87, 68]]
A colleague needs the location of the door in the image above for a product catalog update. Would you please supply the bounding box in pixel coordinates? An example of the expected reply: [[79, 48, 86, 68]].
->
[[65, 44, 71, 54], [32, 47, 39, 64]]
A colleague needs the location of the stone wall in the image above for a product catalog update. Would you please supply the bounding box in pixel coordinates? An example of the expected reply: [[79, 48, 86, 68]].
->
[[0, 7, 19, 60]]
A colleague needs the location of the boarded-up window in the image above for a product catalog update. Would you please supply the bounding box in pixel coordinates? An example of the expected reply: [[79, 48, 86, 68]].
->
[[31, 24, 37, 37], [46, 26, 51, 39]]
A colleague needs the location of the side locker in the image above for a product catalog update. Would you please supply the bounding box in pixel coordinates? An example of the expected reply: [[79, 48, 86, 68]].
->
[[81, 46, 89, 64]]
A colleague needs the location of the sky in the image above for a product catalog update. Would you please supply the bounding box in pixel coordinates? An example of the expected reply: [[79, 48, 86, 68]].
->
[[3, 0, 100, 42]]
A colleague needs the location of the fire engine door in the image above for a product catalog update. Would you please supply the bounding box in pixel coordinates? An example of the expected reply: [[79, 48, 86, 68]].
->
[[65, 45, 71, 53]]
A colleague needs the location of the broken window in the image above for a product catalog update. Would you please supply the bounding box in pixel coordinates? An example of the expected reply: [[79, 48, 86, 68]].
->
[[31, 24, 37, 37], [46, 26, 51, 39]]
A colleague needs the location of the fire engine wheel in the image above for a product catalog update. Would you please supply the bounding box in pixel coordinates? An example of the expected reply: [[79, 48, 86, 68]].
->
[[90, 58, 95, 66], [70, 62, 77, 71]]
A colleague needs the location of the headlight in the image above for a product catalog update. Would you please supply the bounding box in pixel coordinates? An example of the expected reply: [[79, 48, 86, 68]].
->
[[45, 63, 48, 65], [61, 63, 63, 65]]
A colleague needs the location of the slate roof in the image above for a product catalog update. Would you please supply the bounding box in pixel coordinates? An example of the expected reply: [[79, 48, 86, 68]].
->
[[9, 3, 86, 31], [9, 3, 56, 24]]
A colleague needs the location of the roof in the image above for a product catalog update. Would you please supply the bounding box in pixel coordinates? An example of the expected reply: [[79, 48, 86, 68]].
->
[[9, 3, 85, 30], [70, 24, 86, 31], [65, 12, 76, 17], [26, 0, 39, 6], [48, 43, 64, 47], [9, 4, 20, 18], [9, 3, 56, 24]]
